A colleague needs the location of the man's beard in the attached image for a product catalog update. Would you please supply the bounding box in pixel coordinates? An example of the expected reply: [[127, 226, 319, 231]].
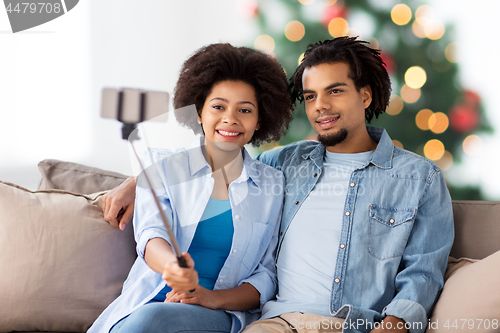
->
[[317, 128, 348, 147]]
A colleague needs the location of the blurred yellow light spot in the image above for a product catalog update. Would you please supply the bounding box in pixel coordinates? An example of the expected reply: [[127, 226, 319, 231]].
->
[[391, 4, 412, 26], [425, 20, 445, 40], [298, 0, 315, 4], [412, 21, 426, 38], [424, 139, 445, 161], [369, 38, 379, 50], [416, 109, 433, 130], [386, 95, 404, 115], [445, 43, 458, 63], [435, 151, 453, 171], [254, 35, 275, 53], [405, 66, 427, 89], [400, 84, 421, 103], [428, 112, 449, 134], [325, 0, 337, 5], [415, 5, 435, 25], [463, 135, 482, 156], [392, 140, 404, 149], [298, 52, 305, 65], [328, 18, 349, 38], [285, 21, 306, 42]]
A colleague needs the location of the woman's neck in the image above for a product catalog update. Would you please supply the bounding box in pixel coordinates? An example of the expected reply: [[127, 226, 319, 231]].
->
[[202, 141, 244, 199]]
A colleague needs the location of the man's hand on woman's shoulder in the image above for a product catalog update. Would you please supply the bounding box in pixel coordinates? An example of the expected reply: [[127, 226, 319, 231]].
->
[[102, 176, 137, 230]]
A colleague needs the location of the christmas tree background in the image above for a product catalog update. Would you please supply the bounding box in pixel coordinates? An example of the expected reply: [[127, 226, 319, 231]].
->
[[246, 0, 493, 200]]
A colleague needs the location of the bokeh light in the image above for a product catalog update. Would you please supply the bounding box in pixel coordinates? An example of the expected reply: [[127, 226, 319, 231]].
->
[[400, 84, 421, 103], [298, 52, 305, 65], [428, 112, 449, 134], [463, 135, 483, 156], [391, 4, 412, 26], [405, 66, 427, 89], [386, 95, 404, 115], [412, 21, 426, 38], [424, 139, 445, 161], [425, 20, 445, 40], [415, 5, 434, 25], [285, 21, 306, 42], [445, 43, 458, 63], [392, 140, 404, 148], [254, 35, 275, 53], [298, 0, 315, 4], [416, 109, 433, 130], [328, 18, 349, 38], [435, 151, 453, 171]]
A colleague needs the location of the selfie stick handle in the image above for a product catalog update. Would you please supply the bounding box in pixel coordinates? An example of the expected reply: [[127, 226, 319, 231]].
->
[[124, 123, 188, 268]]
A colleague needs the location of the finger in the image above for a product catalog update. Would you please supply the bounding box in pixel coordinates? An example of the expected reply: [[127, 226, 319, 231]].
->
[[182, 252, 195, 269], [119, 204, 135, 230], [106, 201, 124, 226], [180, 297, 198, 304]]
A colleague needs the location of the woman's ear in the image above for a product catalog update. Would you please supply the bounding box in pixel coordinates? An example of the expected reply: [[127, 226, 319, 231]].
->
[[255, 121, 260, 131]]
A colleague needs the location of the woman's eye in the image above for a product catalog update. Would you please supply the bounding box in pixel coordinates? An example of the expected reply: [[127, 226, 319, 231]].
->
[[240, 108, 252, 113], [213, 105, 223, 110]]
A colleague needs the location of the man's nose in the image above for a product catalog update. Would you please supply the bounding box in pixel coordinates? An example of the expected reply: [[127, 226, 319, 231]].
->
[[315, 94, 332, 111]]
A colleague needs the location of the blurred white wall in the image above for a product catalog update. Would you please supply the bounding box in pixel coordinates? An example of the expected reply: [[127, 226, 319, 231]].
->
[[1, 0, 499, 199], [0, 0, 256, 190]]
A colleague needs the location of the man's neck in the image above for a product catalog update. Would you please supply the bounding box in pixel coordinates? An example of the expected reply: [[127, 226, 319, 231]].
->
[[326, 128, 378, 154]]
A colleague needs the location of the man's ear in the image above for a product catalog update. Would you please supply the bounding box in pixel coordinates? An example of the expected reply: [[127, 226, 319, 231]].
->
[[361, 85, 372, 108]]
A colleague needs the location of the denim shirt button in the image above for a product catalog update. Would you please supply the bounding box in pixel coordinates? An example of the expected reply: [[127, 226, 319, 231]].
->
[[345, 211, 350, 216], [340, 244, 345, 249], [334, 278, 340, 283], [313, 173, 318, 177], [350, 182, 355, 187], [389, 218, 395, 224], [295, 201, 300, 205], [235, 215, 240, 220]]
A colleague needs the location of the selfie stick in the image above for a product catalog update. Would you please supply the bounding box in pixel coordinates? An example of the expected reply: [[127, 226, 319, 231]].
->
[[101, 88, 187, 268], [124, 125, 188, 268]]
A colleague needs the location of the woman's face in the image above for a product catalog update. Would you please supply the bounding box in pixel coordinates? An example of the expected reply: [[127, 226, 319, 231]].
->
[[199, 80, 260, 150]]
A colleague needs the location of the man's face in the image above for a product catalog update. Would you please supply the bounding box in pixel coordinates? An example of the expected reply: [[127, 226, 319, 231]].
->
[[302, 62, 372, 153]]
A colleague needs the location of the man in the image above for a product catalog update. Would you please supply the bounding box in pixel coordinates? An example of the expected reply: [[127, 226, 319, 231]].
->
[[102, 37, 454, 333]]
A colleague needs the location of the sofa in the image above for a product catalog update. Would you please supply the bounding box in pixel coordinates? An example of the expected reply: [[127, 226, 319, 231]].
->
[[0, 159, 499, 333]]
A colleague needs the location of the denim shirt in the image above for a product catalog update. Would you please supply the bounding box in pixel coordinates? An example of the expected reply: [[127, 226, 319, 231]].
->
[[88, 138, 284, 333], [257, 127, 454, 333]]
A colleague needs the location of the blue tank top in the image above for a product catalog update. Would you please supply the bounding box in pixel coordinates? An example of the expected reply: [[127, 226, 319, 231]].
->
[[152, 198, 234, 301]]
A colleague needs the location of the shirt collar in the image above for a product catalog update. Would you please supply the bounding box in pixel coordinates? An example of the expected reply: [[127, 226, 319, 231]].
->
[[187, 136, 260, 188], [301, 126, 394, 169]]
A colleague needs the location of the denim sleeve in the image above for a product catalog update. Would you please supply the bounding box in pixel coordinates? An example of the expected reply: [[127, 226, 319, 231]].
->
[[255, 147, 284, 169], [383, 169, 454, 333], [239, 176, 284, 311]]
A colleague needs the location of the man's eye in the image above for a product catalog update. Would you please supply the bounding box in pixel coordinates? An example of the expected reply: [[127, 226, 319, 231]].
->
[[330, 89, 341, 94], [304, 95, 314, 100]]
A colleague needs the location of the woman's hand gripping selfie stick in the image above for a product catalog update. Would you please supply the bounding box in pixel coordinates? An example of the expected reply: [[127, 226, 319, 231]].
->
[[100, 88, 188, 269]]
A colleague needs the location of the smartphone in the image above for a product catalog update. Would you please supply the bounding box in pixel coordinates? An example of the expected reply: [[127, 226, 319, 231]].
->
[[100, 88, 169, 124]]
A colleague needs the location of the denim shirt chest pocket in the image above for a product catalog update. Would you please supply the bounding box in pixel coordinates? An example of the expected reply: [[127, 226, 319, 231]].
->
[[368, 205, 416, 260]]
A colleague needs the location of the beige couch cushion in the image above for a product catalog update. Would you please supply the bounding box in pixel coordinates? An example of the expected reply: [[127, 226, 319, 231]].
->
[[426, 252, 500, 332], [0, 181, 137, 332], [451, 200, 500, 260], [37, 159, 129, 194]]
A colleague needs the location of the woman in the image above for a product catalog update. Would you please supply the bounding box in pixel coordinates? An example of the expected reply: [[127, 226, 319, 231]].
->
[[88, 43, 293, 333]]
